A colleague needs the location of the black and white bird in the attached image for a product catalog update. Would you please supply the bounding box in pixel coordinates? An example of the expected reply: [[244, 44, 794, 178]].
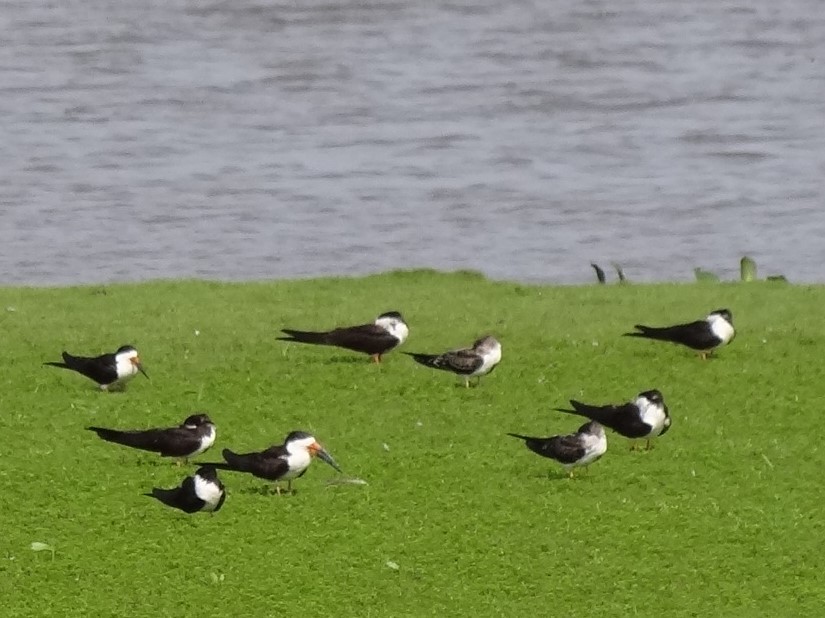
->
[[145, 466, 226, 514], [278, 311, 409, 363], [624, 309, 735, 359], [44, 345, 148, 390], [405, 335, 502, 387], [87, 413, 216, 462], [201, 431, 342, 494], [508, 421, 607, 477], [554, 389, 671, 450]]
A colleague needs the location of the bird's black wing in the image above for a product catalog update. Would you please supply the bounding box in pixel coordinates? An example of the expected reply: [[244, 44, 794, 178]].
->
[[219, 447, 290, 481], [51, 351, 118, 384], [88, 426, 201, 457], [147, 477, 202, 514], [563, 400, 650, 438], [325, 323, 399, 355], [627, 320, 718, 350]]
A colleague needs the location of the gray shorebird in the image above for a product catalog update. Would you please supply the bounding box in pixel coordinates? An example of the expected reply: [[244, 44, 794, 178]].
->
[[508, 421, 607, 477], [405, 335, 502, 387]]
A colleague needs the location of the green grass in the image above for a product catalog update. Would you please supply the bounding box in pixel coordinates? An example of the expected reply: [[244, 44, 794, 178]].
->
[[2, 270, 823, 616]]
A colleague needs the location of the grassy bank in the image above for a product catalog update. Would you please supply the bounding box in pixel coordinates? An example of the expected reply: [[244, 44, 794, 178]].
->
[[2, 270, 823, 616]]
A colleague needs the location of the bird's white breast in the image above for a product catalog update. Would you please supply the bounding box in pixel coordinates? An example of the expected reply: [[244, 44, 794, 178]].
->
[[376, 317, 409, 345], [194, 475, 223, 511], [708, 315, 735, 345], [578, 431, 608, 466], [638, 400, 668, 437], [474, 344, 502, 377], [191, 426, 216, 458], [115, 356, 139, 381], [282, 450, 312, 479]]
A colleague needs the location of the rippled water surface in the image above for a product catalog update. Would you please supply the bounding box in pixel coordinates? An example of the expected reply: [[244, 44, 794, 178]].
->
[[1, 0, 823, 285]]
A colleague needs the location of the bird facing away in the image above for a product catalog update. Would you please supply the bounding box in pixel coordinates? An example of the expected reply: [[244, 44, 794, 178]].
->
[[508, 421, 607, 477], [145, 466, 226, 514], [44, 345, 148, 390], [624, 309, 735, 360], [405, 335, 502, 387], [87, 413, 216, 462], [555, 389, 670, 450], [278, 311, 409, 363], [200, 431, 342, 494]]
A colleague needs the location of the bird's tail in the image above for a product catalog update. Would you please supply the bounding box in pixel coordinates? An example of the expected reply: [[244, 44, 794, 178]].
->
[[623, 325, 669, 341], [554, 400, 589, 419], [404, 352, 441, 369], [506, 432, 535, 441], [201, 449, 254, 473], [87, 427, 147, 449], [43, 361, 69, 369], [145, 487, 177, 506], [277, 329, 329, 345]]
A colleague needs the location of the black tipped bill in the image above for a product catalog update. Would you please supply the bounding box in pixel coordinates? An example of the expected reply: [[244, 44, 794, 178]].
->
[[316, 447, 342, 473]]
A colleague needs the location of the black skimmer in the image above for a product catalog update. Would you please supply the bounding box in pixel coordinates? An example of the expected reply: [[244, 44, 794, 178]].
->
[[554, 389, 670, 450], [201, 431, 342, 494], [624, 309, 735, 359], [87, 413, 216, 462], [145, 466, 226, 514], [405, 335, 502, 387], [278, 311, 409, 363], [44, 345, 148, 390], [508, 421, 607, 477]]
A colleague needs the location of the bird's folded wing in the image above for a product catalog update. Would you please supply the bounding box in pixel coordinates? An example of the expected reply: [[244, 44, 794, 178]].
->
[[438, 349, 483, 374], [327, 324, 397, 348]]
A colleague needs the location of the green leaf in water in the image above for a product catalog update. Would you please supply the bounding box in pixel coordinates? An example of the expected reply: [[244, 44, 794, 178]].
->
[[694, 268, 720, 283], [30, 542, 55, 559], [740, 256, 757, 282]]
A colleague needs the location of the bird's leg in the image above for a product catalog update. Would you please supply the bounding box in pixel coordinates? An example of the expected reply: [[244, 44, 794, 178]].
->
[[645, 440, 653, 451], [464, 377, 470, 389], [371, 353, 382, 364], [700, 352, 708, 361], [287, 480, 294, 494]]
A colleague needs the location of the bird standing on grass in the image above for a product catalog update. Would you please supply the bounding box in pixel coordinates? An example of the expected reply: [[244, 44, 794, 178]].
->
[[405, 335, 502, 387], [554, 389, 670, 450], [200, 431, 342, 494], [146, 465, 226, 514], [278, 311, 409, 363], [508, 421, 607, 478], [624, 309, 735, 360], [44, 345, 148, 390], [87, 413, 216, 463]]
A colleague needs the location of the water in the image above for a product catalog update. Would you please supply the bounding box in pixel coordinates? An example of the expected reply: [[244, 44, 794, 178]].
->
[[1, 0, 823, 286]]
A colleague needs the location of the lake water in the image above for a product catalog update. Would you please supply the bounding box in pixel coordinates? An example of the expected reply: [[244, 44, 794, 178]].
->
[[1, 0, 823, 286]]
